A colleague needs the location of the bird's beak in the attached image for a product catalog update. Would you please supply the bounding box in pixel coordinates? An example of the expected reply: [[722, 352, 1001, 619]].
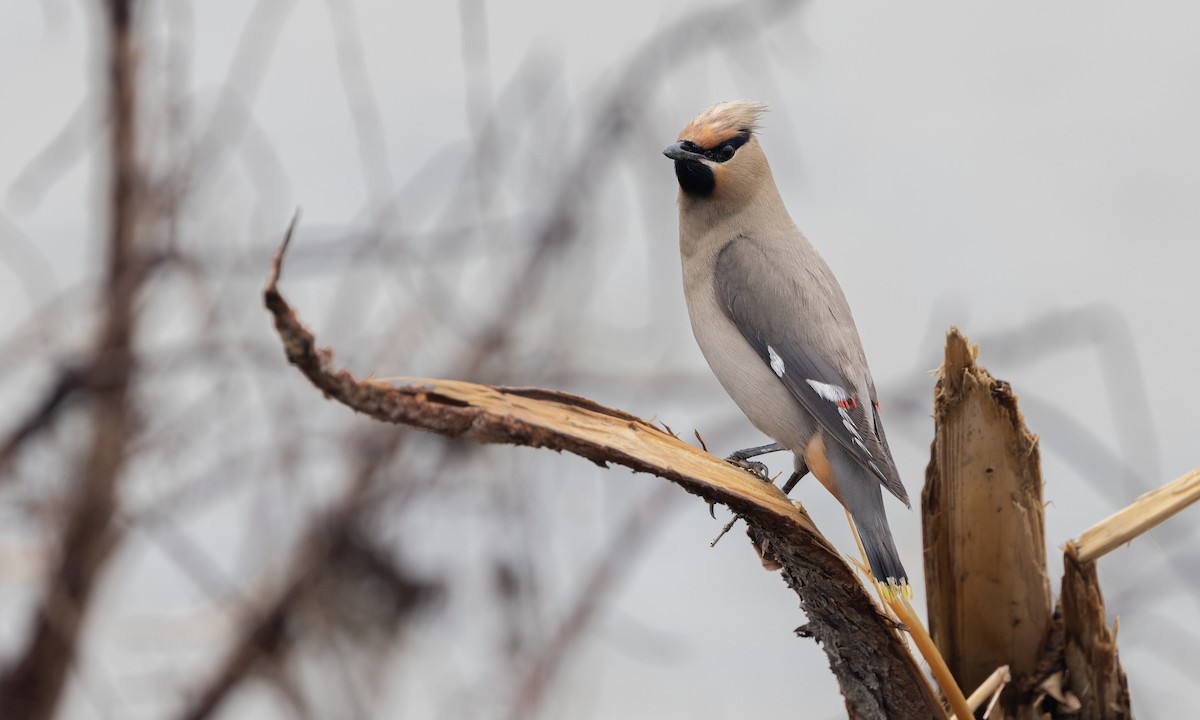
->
[[662, 141, 705, 162]]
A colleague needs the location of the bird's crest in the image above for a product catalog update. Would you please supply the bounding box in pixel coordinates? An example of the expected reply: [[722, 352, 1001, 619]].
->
[[677, 100, 768, 149]]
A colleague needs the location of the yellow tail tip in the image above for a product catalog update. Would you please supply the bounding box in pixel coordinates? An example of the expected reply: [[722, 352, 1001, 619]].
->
[[876, 578, 913, 604]]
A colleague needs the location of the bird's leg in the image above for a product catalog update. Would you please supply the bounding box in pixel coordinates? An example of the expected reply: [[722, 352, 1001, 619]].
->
[[725, 442, 783, 482], [726, 442, 783, 462], [780, 462, 809, 496]]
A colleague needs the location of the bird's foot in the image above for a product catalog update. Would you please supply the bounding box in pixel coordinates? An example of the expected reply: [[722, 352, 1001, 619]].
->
[[725, 456, 771, 482]]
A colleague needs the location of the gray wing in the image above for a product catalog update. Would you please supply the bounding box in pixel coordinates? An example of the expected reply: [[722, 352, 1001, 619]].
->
[[866, 380, 901, 493], [714, 234, 909, 507]]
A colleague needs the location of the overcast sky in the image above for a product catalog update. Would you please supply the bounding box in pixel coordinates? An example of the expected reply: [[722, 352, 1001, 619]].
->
[[2, 2, 1199, 718]]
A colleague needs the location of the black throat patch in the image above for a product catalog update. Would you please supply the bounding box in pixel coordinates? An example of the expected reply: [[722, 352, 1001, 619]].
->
[[674, 160, 714, 197]]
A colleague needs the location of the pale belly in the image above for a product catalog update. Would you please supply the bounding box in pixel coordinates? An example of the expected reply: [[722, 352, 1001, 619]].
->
[[685, 279, 817, 454]]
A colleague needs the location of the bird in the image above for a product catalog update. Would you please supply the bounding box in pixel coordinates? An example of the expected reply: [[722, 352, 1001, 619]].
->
[[663, 100, 911, 598]]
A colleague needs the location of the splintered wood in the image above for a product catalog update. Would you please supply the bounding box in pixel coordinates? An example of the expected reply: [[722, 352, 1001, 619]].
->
[[923, 329, 1053, 710], [1059, 544, 1131, 718]]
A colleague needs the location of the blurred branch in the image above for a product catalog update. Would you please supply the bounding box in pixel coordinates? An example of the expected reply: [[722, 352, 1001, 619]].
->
[[506, 484, 677, 720], [0, 249, 179, 477], [0, 363, 90, 473], [323, 0, 395, 210], [0, 2, 143, 719], [264, 224, 945, 720], [188, 0, 295, 186], [175, 488, 439, 720], [5, 95, 103, 211]]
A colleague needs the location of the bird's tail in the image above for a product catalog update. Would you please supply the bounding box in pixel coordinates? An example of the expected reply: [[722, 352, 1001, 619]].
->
[[824, 437, 910, 600], [852, 505, 910, 602]]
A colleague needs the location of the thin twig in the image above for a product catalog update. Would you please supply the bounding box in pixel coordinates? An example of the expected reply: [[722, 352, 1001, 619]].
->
[[710, 515, 740, 546]]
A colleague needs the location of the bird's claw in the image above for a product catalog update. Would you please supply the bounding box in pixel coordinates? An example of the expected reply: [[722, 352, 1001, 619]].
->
[[725, 456, 770, 482]]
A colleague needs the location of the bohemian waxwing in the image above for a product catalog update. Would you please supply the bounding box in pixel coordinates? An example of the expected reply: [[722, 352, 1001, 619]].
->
[[663, 100, 911, 597]]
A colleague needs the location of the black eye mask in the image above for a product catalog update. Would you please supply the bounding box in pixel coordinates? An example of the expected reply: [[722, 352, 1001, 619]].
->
[[682, 130, 751, 164]]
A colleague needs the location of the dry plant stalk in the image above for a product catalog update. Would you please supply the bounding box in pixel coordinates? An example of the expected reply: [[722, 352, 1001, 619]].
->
[[965, 665, 1010, 716], [1075, 466, 1200, 563], [264, 225, 945, 719], [923, 328, 1053, 714], [888, 597, 970, 720]]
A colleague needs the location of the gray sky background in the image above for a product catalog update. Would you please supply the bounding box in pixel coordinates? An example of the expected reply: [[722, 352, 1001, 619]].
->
[[2, 1, 1199, 718]]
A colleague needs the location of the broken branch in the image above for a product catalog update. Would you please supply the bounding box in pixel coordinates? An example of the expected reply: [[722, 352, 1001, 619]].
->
[[263, 222, 945, 719], [1075, 466, 1200, 563]]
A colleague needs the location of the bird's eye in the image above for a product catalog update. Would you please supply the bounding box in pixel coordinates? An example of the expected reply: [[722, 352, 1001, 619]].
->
[[718, 144, 736, 161]]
